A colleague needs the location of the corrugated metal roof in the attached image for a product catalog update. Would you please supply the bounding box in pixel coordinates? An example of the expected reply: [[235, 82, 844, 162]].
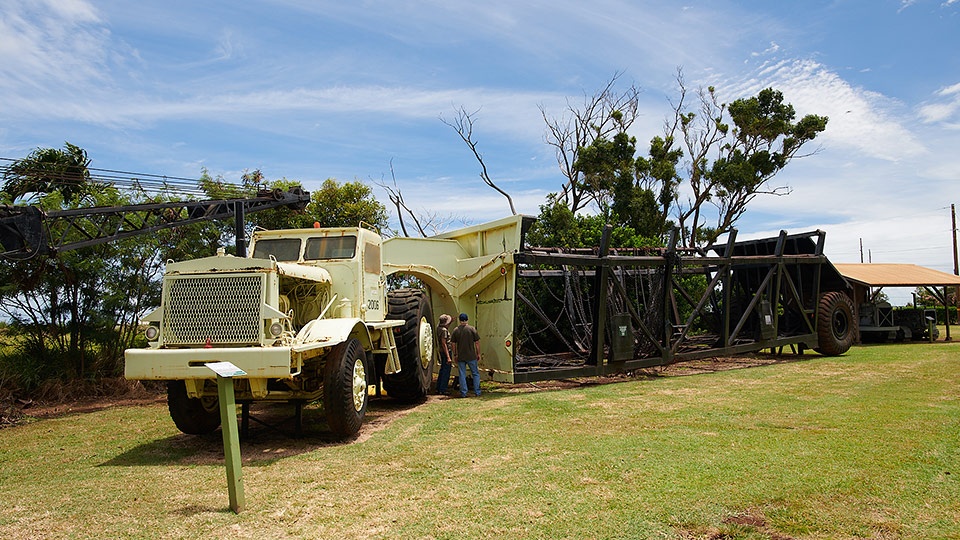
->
[[834, 263, 960, 287]]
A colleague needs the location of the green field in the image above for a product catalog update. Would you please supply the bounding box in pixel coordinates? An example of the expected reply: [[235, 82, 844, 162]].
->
[[1, 342, 959, 539]]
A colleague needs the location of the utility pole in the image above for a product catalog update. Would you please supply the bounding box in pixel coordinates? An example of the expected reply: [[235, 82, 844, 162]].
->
[[951, 204, 958, 335], [952, 204, 958, 275]]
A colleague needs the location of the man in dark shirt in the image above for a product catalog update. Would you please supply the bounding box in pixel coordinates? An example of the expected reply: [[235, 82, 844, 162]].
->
[[435, 314, 453, 395], [451, 312, 481, 397]]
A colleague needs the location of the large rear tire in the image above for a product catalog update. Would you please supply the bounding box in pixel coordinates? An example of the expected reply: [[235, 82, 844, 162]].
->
[[323, 338, 369, 439], [167, 380, 221, 435], [383, 288, 434, 402], [815, 291, 855, 356]]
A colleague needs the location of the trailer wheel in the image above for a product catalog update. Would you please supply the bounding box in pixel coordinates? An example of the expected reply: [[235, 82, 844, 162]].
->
[[815, 291, 855, 356], [323, 338, 368, 438], [167, 380, 221, 435], [383, 288, 434, 402]]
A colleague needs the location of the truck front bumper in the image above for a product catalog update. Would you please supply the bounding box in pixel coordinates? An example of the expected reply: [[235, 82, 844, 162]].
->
[[124, 346, 294, 380]]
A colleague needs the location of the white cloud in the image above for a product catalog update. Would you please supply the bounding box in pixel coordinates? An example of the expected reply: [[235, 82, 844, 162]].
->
[[0, 0, 107, 93], [919, 82, 960, 124], [720, 59, 926, 161], [3, 83, 566, 143], [751, 42, 781, 57]]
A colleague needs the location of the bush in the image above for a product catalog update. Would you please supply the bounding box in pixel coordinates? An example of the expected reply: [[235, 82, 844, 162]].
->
[[931, 306, 958, 325]]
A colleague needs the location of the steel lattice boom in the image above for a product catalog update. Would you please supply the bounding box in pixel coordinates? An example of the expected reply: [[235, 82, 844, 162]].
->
[[0, 187, 309, 260]]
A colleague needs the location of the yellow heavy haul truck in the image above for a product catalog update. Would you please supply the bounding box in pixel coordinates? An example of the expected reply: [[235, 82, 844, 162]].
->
[[123, 214, 855, 439], [124, 216, 528, 438]]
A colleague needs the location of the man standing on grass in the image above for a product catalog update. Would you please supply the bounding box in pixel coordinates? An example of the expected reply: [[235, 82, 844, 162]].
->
[[435, 314, 453, 395], [451, 312, 481, 398]]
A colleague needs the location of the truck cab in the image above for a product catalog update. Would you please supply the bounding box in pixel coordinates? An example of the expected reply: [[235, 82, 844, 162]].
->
[[125, 223, 427, 440], [249, 224, 386, 324]]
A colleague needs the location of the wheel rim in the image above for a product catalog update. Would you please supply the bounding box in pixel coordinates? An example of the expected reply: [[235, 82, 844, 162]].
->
[[352, 358, 366, 412], [832, 309, 848, 339], [199, 396, 219, 413], [418, 316, 434, 370]]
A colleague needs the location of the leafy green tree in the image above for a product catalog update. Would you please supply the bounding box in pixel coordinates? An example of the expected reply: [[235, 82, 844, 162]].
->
[[304, 178, 388, 231], [525, 194, 581, 247], [527, 194, 659, 250], [667, 81, 828, 248], [2, 142, 91, 204], [0, 145, 131, 380], [536, 74, 827, 251], [200, 169, 388, 236]]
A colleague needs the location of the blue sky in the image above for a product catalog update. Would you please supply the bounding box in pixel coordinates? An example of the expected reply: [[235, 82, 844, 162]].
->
[[2, 0, 959, 302]]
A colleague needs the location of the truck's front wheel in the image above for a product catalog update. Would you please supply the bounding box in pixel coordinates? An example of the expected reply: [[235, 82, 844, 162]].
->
[[383, 288, 434, 402], [323, 338, 368, 439], [167, 380, 221, 435]]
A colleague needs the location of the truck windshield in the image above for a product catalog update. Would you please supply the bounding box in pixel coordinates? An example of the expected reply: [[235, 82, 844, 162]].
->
[[251, 238, 302, 261], [305, 235, 357, 260]]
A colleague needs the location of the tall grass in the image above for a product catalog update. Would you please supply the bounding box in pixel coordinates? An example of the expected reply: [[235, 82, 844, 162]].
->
[[1, 342, 958, 539]]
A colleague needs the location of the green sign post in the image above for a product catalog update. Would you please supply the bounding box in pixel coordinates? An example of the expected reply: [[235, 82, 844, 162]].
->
[[206, 361, 246, 513]]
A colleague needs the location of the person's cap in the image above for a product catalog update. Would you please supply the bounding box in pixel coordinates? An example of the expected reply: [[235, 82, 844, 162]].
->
[[439, 314, 451, 326], [459, 313, 468, 321]]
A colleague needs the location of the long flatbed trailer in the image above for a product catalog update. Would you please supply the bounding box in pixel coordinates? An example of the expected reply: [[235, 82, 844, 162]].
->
[[386, 216, 855, 385]]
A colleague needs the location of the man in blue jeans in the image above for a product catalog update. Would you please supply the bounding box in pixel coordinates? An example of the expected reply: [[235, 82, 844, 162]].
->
[[435, 314, 453, 395], [451, 312, 481, 397]]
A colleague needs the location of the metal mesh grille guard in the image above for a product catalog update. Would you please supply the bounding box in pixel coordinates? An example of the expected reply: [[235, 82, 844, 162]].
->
[[162, 274, 264, 345]]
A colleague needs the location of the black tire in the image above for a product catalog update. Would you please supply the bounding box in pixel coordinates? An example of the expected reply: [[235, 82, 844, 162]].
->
[[323, 338, 369, 438], [167, 380, 221, 435], [895, 327, 907, 342], [815, 291, 855, 356], [382, 288, 434, 402]]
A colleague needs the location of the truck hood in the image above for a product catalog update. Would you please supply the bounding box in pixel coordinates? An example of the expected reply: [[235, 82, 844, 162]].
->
[[276, 261, 332, 284], [165, 254, 331, 284]]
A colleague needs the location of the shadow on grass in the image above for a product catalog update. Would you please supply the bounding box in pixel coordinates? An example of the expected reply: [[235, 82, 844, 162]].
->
[[170, 503, 229, 516], [99, 397, 422, 467], [494, 352, 813, 394], [100, 353, 811, 467]]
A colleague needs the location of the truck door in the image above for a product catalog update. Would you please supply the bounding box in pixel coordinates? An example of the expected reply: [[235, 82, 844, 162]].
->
[[361, 234, 385, 321]]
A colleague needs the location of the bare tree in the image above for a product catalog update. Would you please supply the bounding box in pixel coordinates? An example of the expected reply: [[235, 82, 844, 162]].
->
[[665, 73, 729, 248], [441, 106, 517, 215], [373, 160, 464, 237], [375, 160, 427, 237], [540, 72, 641, 214]]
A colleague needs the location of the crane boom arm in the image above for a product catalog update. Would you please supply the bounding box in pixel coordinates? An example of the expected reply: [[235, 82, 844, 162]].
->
[[0, 187, 310, 259]]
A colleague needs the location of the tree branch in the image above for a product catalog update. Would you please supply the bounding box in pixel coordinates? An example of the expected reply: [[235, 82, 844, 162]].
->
[[441, 106, 517, 215]]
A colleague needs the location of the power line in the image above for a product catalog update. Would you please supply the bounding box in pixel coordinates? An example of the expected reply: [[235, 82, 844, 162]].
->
[[0, 157, 250, 199]]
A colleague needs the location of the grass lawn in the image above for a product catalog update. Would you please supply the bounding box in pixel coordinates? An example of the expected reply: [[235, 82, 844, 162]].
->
[[1, 342, 958, 539]]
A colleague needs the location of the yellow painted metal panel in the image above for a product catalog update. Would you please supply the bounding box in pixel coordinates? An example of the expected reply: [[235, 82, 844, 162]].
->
[[124, 346, 293, 380]]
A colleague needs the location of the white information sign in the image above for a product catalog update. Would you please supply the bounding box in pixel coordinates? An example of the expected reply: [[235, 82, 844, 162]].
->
[[206, 361, 247, 378]]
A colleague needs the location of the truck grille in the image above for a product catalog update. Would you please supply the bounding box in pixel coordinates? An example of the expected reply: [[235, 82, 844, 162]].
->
[[162, 274, 264, 345]]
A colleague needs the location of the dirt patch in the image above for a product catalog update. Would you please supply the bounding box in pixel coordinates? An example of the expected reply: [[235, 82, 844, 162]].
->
[[1, 378, 165, 427], [677, 508, 796, 540], [718, 509, 796, 540], [97, 396, 431, 466]]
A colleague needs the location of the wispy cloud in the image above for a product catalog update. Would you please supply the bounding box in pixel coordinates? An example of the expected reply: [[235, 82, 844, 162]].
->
[[721, 59, 925, 161], [918, 82, 960, 125], [0, 0, 108, 92], [3, 82, 566, 143]]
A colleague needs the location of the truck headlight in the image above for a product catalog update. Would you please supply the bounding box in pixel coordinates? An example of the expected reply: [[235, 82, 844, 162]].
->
[[269, 322, 284, 338], [145, 325, 159, 341]]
